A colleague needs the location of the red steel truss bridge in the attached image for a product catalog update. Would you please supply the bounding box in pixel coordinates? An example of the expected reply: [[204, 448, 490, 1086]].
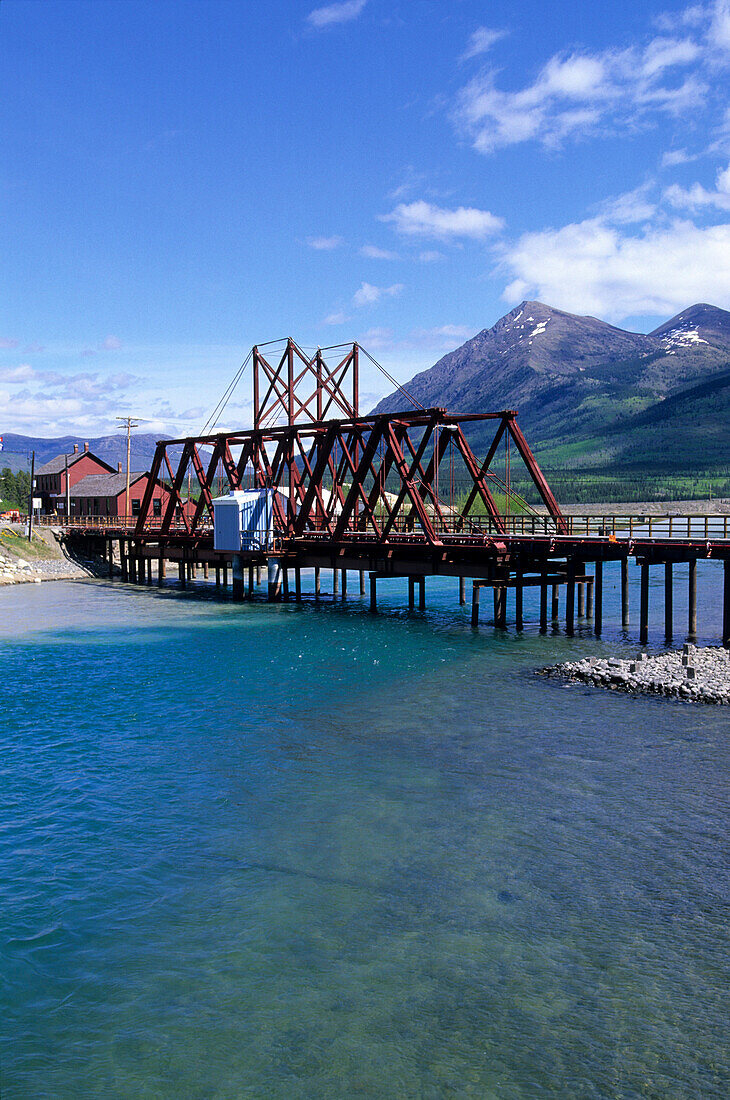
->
[[63, 338, 730, 646]]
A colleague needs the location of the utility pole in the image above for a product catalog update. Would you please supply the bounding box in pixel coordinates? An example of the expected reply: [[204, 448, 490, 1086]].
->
[[116, 416, 141, 524], [65, 453, 70, 518], [28, 451, 35, 542]]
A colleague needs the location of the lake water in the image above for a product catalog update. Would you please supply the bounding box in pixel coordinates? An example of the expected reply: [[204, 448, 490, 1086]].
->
[[1, 564, 728, 1098]]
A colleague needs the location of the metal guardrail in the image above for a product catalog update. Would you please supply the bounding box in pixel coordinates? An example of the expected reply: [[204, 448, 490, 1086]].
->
[[38, 512, 730, 541]]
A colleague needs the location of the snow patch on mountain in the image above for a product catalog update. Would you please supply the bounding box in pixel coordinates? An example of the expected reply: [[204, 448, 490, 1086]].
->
[[660, 326, 708, 349]]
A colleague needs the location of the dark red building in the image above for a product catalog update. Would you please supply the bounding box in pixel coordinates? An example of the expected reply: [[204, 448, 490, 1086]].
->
[[69, 470, 195, 521], [36, 443, 114, 514]]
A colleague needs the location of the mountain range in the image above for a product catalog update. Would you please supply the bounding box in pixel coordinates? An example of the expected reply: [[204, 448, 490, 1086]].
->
[[0, 432, 171, 475], [373, 301, 730, 500]]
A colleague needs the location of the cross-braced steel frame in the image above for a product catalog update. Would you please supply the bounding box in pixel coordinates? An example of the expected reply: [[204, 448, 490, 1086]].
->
[[135, 407, 567, 545]]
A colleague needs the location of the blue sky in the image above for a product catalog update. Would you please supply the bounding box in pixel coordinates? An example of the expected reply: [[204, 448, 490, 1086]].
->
[[2, 0, 730, 437]]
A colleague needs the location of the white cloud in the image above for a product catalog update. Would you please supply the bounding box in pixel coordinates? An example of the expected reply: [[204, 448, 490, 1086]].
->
[[101, 335, 122, 350], [0, 364, 34, 383], [360, 244, 400, 260], [501, 214, 730, 320], [461, 26, 505, 62], [353, 282, 403, 307], [307, 0, 366, 29], [382, 200, 504, 240], [306, 235, 344, 250], [419, 250, 444, 262], [708, 0, 730, 51], [598, 184, 656, 224], [324, 311, 350, 325], [453, 13, 717, 154], [664, 160, 730, 209], [661, 147, 695, 166]]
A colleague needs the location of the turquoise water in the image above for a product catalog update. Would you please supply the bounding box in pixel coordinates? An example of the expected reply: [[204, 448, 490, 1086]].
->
[[1, 567, 729, 1098]]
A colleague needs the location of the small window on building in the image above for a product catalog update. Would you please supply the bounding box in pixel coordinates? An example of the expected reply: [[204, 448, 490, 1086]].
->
[[131, 498, 141, 516], [153, 498, 162, 516]]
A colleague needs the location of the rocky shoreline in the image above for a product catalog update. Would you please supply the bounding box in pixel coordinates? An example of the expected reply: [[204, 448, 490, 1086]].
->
[[539, 645, 730, 705]]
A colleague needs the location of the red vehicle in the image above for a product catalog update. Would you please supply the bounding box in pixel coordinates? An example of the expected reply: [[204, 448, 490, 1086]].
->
[[0, 509, 23, 522]]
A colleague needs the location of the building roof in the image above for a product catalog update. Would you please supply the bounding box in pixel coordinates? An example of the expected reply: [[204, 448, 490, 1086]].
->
[[37, 450, 114, 475], [69, 472, 147, 498]]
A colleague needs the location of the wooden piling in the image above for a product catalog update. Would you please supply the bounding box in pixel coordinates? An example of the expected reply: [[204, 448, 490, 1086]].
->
[[341, 569, 347, 598], [565, 560, 575, 635], [594, 560, 603, 636], [418, 576, 426, 612], [158, 554, 165, 586], [621, 557, 629, 630], [459, 576, 466, 606], [688, 558, 697, 639], [315, 567, 321, 598], [333, 568, 339, 597], [723, 559, 730, 649], [471, 582, 480, 627], [515, 568, 523, 631], [586, 579, 594, 619], [664, 562, 673, 641], [203, 562, 209, 580], [359, 570, 365, 596], [551, 584, 559, 624], [408, 576, 415, 610], [248, 563, 255, 599], [640, 561, 649, 645], [369, 572, 377, 612], [295, 566, 302, 601], [577, 581, 585, 618], [539, 569, 548, 634]]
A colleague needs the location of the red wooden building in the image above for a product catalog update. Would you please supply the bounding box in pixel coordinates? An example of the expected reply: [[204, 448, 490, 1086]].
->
[[36, 443, 115, 514], [69, 470, 195, 522]]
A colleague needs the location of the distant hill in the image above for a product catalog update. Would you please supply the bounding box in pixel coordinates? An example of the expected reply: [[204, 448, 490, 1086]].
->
[[372, 301, 730, 500], [0, 432, 176, 474]]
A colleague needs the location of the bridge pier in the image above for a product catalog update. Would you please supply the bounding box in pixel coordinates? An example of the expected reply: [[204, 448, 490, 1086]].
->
[[232, 556, 245, 600], [359, 569, 366, 596], [408, 576, 415, 610], [493, 585, 506, 628], [341, 569, 347, 598], [565, 560, 576, 635], [551, 584, 559, 625], [333, 568, 339, 598], [515, 567, 523, 631], [577, 581, 585, 618], [369, 572, 377, 612], [586, 579, 594, 619], [315, 567, 321, 598], [471, 581, 480, 627], [594, 561, 603, 636], [724, 560, 730, 648], [295, 566, 302, 601], [459, 576, 466, 605]]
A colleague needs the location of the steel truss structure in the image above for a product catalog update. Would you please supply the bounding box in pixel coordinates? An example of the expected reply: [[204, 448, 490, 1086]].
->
[[136, 340, 566, 543]]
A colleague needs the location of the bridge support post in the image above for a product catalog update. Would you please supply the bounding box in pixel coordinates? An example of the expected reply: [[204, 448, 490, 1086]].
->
[[359, 570, 365, 596], [539, 569, 548, 633], [586, 579, 594, 619], [282, 567, 289, 601], [215, 565, 220, 588], [594, 560, 603, 636], [408, 576, 415, 610], [565, 560, 575, 635], [158, 554, 165, 586], [688, 559, 697, 640], [369, 572, 377, 612], [268, 558, 282, 601], [664, 563, 673, 642], [640, 561, 649, 645], [222, 562, 228, 590], [471, 582, 480, 627], [248, 564, 255, 599], [341, 569, 347, 598], [621, 558, 630, 630], [723, 560, 730, 648], [459, 576, 466, 606], [203, 562, 209, 580], [418, 576, 426, 611], [515, 567, 523, 631], [494, 585, 506, 628], [295, 567, 302, 602], [178, 560, 185, 588], [551, 584, 559, 625], [577, 581, 585, 618], [315, 567, 321, 598], [333, 568, 339, 598], [256, 565, 262, 585], [232, 556, 245, 601]]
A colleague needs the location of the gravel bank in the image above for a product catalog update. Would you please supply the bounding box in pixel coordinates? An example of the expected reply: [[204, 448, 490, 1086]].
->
[[539, 645, 730, 705]]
